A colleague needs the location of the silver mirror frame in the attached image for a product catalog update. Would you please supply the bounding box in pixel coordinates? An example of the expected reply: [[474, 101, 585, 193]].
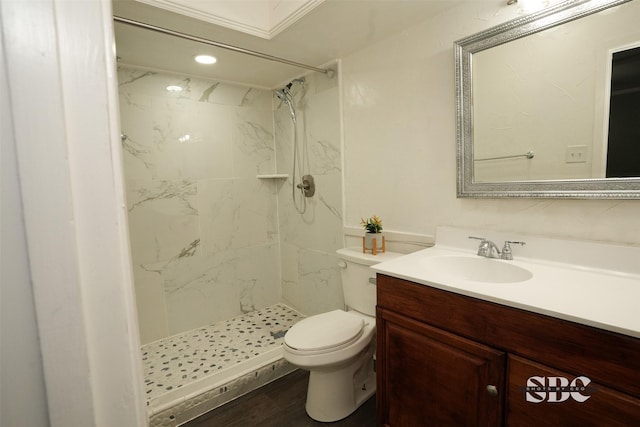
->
[[455, 0, 640, 199]]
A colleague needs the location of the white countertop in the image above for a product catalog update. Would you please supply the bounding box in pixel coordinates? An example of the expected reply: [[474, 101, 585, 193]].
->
[[371, 227, 640, 339]]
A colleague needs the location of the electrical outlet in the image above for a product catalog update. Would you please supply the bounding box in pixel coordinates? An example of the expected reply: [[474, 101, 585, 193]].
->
[[565, 145, 588, 163]]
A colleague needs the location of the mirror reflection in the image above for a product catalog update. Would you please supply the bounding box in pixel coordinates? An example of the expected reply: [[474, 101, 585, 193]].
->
[[456, 0, 640, 198], [472, 0, 640, 183], [607, 45, 640, 177]]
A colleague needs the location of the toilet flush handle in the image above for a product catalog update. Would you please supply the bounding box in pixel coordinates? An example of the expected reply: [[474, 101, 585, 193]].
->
[[337, 261, 347, 269]]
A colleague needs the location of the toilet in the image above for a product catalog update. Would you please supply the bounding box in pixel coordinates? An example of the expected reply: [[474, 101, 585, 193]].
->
[[283, 247, 401, 422]]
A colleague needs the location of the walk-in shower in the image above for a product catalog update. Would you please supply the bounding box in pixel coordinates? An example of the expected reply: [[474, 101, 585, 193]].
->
[[275, 78, 315, 214], [115, 11, 342, 426]]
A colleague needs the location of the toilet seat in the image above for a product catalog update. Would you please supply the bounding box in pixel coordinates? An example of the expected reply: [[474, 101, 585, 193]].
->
[[284, 310, 365, 355]]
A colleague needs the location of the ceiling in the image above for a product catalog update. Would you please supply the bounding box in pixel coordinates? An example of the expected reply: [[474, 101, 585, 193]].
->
[[112, 0, 461, 89]]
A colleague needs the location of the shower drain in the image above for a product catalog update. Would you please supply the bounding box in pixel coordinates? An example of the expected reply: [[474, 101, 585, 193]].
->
[[270, 330, 287, 339]]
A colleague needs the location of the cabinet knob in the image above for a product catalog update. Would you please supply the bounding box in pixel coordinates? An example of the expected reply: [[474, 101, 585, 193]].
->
[[486, 385, 498, 397]]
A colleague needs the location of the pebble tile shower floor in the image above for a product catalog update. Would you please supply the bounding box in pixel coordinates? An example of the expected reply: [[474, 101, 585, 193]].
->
[[142, 304, 304, 426]]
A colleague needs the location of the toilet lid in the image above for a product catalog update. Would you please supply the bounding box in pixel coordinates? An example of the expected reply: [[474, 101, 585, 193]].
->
[[284, 310, 364, 352]]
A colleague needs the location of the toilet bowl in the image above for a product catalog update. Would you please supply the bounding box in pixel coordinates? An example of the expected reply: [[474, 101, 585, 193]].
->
[[283, 248, 401, 422]]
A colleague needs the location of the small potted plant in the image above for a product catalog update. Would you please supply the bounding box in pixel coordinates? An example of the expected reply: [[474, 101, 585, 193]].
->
[[361, 215, 384, 253]]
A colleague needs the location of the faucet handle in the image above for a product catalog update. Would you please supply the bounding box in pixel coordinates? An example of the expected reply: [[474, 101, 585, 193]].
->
[[469, 236, 489, 256], [501, 240, 525, 260]]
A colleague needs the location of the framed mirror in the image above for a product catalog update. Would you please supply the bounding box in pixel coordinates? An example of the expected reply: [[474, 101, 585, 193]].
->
[[455, 0, 640, 198]]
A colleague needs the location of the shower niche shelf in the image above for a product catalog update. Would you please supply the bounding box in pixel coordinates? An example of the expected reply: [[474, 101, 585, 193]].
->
[[256, 174, 289, 179]]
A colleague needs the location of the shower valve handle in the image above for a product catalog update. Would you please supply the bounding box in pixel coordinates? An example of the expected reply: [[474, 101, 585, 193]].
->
[[296, 175, 315, 197]]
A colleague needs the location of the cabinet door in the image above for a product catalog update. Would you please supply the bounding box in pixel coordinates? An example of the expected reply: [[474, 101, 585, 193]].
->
[[377, 308, 505, 427], [507, 355, 640, 427]]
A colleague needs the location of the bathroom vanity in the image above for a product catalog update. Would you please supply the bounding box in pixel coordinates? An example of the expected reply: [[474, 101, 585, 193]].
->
[[373, 227, 640, 426]]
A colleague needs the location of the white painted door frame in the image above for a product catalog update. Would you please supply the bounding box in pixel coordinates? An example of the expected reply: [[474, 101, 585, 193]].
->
[[1, 0, 147, 425]]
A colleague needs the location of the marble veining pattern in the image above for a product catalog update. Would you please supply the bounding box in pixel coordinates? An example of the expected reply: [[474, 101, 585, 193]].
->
[[128, 180, 198, 214], [139, 239, 200, 275], [119, 66, 282, 342], [319, 194, 342, 220], [119, 64, 344, 347], [272, 65, 345, 317], [141, 303, 303, 403], [119, 70, 155, 87], [198, 82, 220, 102]]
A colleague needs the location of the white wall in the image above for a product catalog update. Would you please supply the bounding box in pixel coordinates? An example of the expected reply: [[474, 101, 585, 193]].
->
[[342, 0, 640, 247], [1, 0, 147, 425], [1, 31, 50, 427]]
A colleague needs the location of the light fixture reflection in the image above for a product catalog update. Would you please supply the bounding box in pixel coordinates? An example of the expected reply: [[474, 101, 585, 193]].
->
[[166, 85, 183, 92], [516, 0, 549, 13], [194, 54, 217, 65]]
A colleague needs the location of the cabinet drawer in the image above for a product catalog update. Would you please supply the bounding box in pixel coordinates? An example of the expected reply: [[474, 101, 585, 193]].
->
[[507, 355, 640, 426]]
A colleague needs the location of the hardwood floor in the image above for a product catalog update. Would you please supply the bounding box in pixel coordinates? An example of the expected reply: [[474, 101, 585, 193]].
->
[[183, 369, 376, 427]]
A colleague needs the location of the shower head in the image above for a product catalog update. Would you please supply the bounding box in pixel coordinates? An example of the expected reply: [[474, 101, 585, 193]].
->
[[274, 89, 296, 123], [279, 77, 305, 96], [274, 89, 288, 102], [275, 77, 306, 123], [282, 78, 305, 94], [284, 80, 298, 90]]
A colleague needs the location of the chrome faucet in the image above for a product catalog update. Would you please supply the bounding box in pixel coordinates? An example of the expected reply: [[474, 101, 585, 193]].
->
[[469, 237, 526, 260], [500, 240, 526, 260], [469, 236, 501, 258]]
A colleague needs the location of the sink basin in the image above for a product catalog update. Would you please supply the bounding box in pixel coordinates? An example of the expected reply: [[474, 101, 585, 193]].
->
[[420, 255, 533, 283]]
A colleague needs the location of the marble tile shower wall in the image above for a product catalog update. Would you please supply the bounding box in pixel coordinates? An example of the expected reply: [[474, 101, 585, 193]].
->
[[274, 68, 345, 317], [118, 68, 281, 344]]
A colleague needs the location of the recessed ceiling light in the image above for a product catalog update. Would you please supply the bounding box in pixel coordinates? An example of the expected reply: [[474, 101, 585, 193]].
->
[[194, 54, 217, 65], [166, 85, 183, 92]]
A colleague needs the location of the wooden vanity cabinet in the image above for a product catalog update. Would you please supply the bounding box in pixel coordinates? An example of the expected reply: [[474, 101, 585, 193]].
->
[[379, 309, 505, 426], [376, 274, 640, 427]]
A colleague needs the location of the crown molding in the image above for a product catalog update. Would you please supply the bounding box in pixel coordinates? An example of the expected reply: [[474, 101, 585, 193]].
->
[[133, 0, 325, 39]]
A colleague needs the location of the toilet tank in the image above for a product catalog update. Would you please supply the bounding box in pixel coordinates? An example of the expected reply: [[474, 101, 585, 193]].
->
[[336, 248, 402, 317]]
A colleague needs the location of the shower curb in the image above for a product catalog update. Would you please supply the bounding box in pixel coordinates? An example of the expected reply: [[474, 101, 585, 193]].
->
[[149, 358, 296, 427]]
